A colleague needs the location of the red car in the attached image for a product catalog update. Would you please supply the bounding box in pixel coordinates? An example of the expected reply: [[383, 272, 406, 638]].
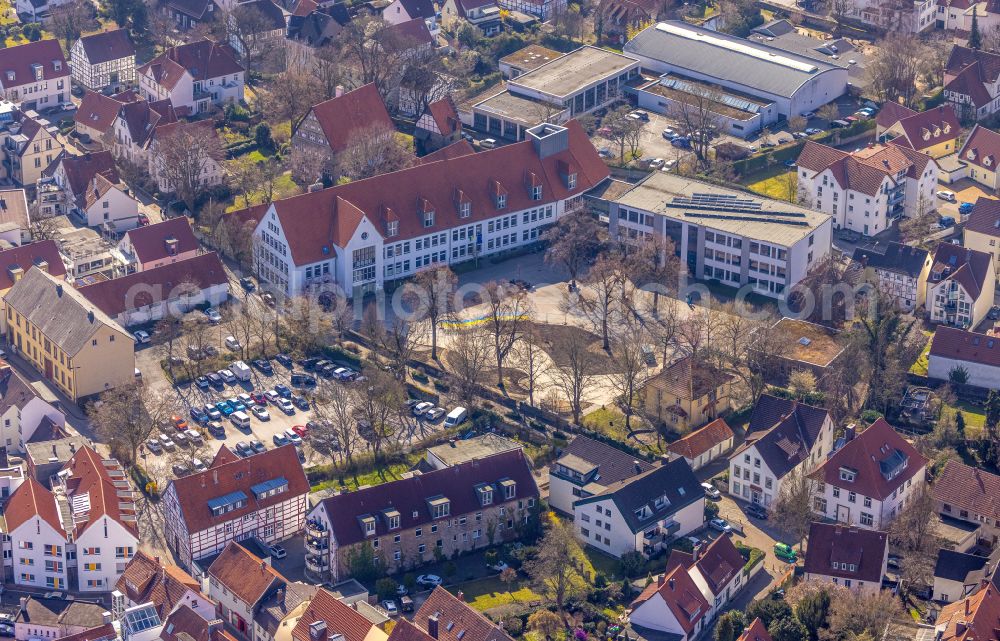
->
[[292, 424, 309, 439], [173, 416, 188, 431], [250, 392, 267, 406]]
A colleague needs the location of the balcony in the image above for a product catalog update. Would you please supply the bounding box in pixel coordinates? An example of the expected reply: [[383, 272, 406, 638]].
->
[[306, 519, 327, 537], [887, 190, 905, 206], [305, 536, 328, 555], [305, 554, 329, 573]]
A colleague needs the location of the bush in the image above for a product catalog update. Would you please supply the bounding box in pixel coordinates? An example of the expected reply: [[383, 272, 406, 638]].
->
[[413, 372, 430, 383], [705, 501, 720, 520], [225, 103, 251, 122], [504, 617, 524, 636], [619, 551, 645, 578], [255, 123, 273, 149], [375, 578, 398, 600]]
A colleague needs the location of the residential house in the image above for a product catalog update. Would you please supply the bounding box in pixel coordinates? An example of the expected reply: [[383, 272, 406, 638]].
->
[[24, 435, 88, 486], [110, 96, 179, 173], [0, 241, 64, 331], [933, 548, 998, 602], [158, 606, 239, 641], [810, 418, 928, 529], [803, 522, 888, 595], [2, 445, 138, 592], [424, 434, 522, 470], [0, 40, 70, 111], [627, 563, 710, 641], [829, 0, 935, 31], [665, 418, 735, 472], [0, 187, 29, 246], [934, 578, 1000, 641], [728, 394, 835, 507], [40, 150, 121, 219], [413, 587, 514, 641], [53, 222, 119, 283], [414, 97, 463, 153], [227, 0, 287, 59], [548, 435, 656, 515], [964, 197, 1000, 284], [0, 363, 65, 455], [934, 460, 1000, 546], [114, 217, 200, 274], [162, 445, 309, 570], [78, 252, 229, 327], [114, 551, 216, 620], [572, 457, 703, 559], [291, 84, 394, 173], [4, 268, 135, 401], [305, 449, 539, 582], [252, 121, 607, 297], [4, 114, 64, 187], [137, 40, 245, 114], [642, 356, 734, 433], [73, 90, 138, 143], [936, 0, 1000, 31], [382, 0, 438, 36], [736, 619, 773, 641], [851, 241, 931, 311], [944, 45, 1000, 121], [285, 5, 351, 68], [70, 30, 136, 92], [78, 172, 140, 231], [13, 597, 109, 641], [291, 589, 386, 641], [596, 0, 672, 44], [439, 0, 501, 35], [957, 125, 1000, 192], [760, 317, 845, 386], [877, 104, 961, 159], [254, 578, 318, 641], [148, 120, 226, 196], [160, 0, 214, 32], [926, 243, 995, 328], [796, 140, 939, 236]]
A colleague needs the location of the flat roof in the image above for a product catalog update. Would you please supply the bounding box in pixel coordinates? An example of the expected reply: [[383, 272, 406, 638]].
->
[[509, 46, 638, 98], [499, 44, 562, 71], [473, 90, 561, 126], [613, 172, 830, 246], [426, 434, 522, 467], [770, 317, 844, 367], [637, 79, 762, 121]]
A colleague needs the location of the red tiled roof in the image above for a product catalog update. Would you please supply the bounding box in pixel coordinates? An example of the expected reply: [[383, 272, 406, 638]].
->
[[737, 618, 773, 641], [632, 566, 709, 635], [415, 140, 475, 165], [934, 459, 1000, 521], [812, 418, 926, 501], [645, 355, 733, 401], [291, 589, 376, 641], [804, 522, 888, 584], [272, 119, 608, 266], [936, 582, 1000, 641], [875, 101, 918, 130], [946, 45, 1000, 83], [959, 124, 1000, 172], [210, 445, 240, 468], [426, 97, 460, 137], [63, 445, 138, 537], [893, 105, 960, 153], [963, 196, 1000, 238], [693, 535, 744, 596], [75, 90, 135, 136], [388, 619, 436, 641], [388, 17, 434, 46], [931, 326, 1000, 368], [207, 542, 285, 606], [667, 419, 734, 460], [301, 84, 394, 154], [54, 623, 118, 641], [317, 450, 538, 546], [5, 476, 62, 535], [167, 444, 309, 535], [161, 605, 236, 641], [0, 240, 66, 291], [0, 40, 69, 90], [118, 99, 178, 147], [414, 588, 515, 641], [114, 551, 205, 618], [945, 63, 994, 108], [77, 29, 135, 65], [138, 39, 242, 91], [79, 172, 120, 211], [929, 243, 993, 300], [122, 216, 199, 265], [78, 252, 227, 319], [59, 151, 119, 198]]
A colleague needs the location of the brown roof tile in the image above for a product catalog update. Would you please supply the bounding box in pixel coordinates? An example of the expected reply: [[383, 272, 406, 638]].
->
[[959, 124, 1000, 172], [737, 618, 773, 641], [138, 39, 242, 91], [4, 476, 61, 535], [875, 101, 917, 130], [936, 581, 1000, 641], [963, 196, 1000, 238], [893, 105, 960, 152], [54, 623, 118, 641], [0, 188, 29, 234], [301, 84, 393, 154], [121, 216, 200, 265], [59, 151, 120, 198], [645, 356, 733, 401], [632, 566, 709, 634], [0, 40, 69, 90], [77, 29, 135, 65], [692, 535, 744, 595], [414, 588, 514, 641], [74, 90, 136, 136], [934, 459, 1000, 522], [0, 240, 66, 290], [929, 243, 993, 300], [291, 589, 376, 641], [63, 445, 138, 537], [207, 542, 286, 606], [161, 605, 237, 641], [115, 551, 205, 618], [666, 418, 734, 460], [804, 522, 887, 584]]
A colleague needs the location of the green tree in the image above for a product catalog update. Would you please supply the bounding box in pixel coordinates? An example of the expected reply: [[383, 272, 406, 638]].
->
[[768, 617, 808, 641], [255, 123, 273, 149], [526, 515, 589, 612], [746, 599, 793, 629], [956, 410, 966, 436], [527, 610, 563, 639], [715, 611, 746, 641], [949, 365, 970, 385], [795, 586, 831, 641], [618, 551, 645, 578], [971, 9, 983, 49], [347, 542, 379, 582], [375, 578, 398, 600]]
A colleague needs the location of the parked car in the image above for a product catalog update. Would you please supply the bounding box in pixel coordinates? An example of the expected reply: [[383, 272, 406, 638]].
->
[[277, 398, 295, 414], [745, 503, 768, 519], [424, 407, 446, 421], [292, 395, 310, 411], [275, 383, 292, 397], [300, 357, 322, 370], [701, 482, 720, 500], [291, 373, 317, 387], [195, 376, 210, 390], [269, 544, 287, 559], [133, 330, 150, 344], [937, 190, 957, 202], [159, 434, 176, 451], [204, 404, 222, 421], [219, 369, 237, 385], [146, 439, 163, 455], [774, 542, 798, 562], [275, 353, 293, 368], [709, 518, 732, 534], [206, 372, 223, 387], [284, 429, 303, 445], [250, 439, 266, 453], [238, 393, 253, 406], [252, 359, 273, 375], [417, 575, 443, 587], [190, 406, 208, 424], [207, 421, 226, 438], [235, 441, 253, 457], [240, 277, 256, 292], [333, 367, 355, 381], [216, 400, 235, 416], [172, 416, 188, 431], [381, 600, 399, 617], [489, 560, 509, 572], [204, 308, 222, 323], [172, 463, 190, 477], [264, 389, 280, 403], [225, 336, 242, 351], [292, 424, 309, 438], [228, 397, 247, 412], [261, 292, 276, 307], [251, 406, 271, 421], [960, 202, 975, 216], [800, 111, 816, 118], [805, 127, 822, 135], [413, 401, 433, 416], [250, 392, 267, 405], [186, 429, 204, 445], [273, 433, 289, 446]]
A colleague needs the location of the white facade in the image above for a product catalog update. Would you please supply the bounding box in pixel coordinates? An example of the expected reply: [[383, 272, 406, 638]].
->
[[115, 281, 228, 327], [573, 497, 703, 559], [0, 68, 70, 112], [137, 67, 244, 115], [927, 270, 996, 329], [629, 586, 705, 641], [928, 353, 1000, 388], [80, 183, 140, 230], [812, 469, 926, 530], [69, 40, 135, 91], [75, 516, 138, 592], [844, 0, 936, 31], [8, 516, 69, 590], [0, 394, 65, 454]]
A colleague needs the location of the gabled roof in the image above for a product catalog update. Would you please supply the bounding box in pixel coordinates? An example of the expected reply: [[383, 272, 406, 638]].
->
[[929, 243, 993, 300], [291, 589, 378, 641], [811, 418, 926, 500], [269, 120, 608, 266], [76, 29, 135, 65], [167, 444, 309, 536], [79, 172, 123, 211], [935, 580, 1000, 641], [115, 551, 205, 619], [737, 619, 773, 641], [875, 101, 918, 130], [959, 124, 1000, 173], [852, 241, 928, 279], [163, 0, 213, 19], [54, 624, 118, 641], [0, 187, 28, 233], [0, 240, 66, 291], [257, 580, 318, 637], [138, 39, 242, 91], [161, 605, 237, 641], [0, 40, 69, 90], [118, 99, 178, 147], [414, 588, 515, 641], [666, 418, 735, 461], [946, 45, 1000, 83], [934, 459, 1000, 522], [964, 197, 1000, 238], [62, 444, 139, 537], [0, 365, 45, 415], [574, 458, 702, 534], [388, 17, 434, 46], [691, 535, 744, 596], [797, 140, 929, 197], [946, 62, 995, 108], [234, 0, 286, 30], [556, 435, 656, 487], [388, 619, 436, 641], [892, 105, 959, 152], [75, 90, 135, 136], [14, 597, 107, 628], [804, 522, 887, 584], [120, 216, 199, 262], [299, 84, 394, 154], [737, 394, 830, 480], [425, 97, 460, 137], [630, 565, 709, 635], [4, 268, 131, 356], [4, 476, 62, 535], [387, 0, 435, 20], [416, 140, 475, 165], [207, 541, 286, 607], [644, 355, 733, 401], [318, 450, 538, 546], [59, 151, 120, 198]]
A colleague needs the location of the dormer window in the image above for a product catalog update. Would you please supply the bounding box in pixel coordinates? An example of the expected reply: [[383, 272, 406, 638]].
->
[[496, 194, 507, 209], [566, 173, 577, 189], [423, 211, 435, 227], [383, 509, 400, 530], [531, 185, 542, 200], [968, 150, 977, 161], [654, 494, 668, 509], [53, 60, 61, 72], [31, 64, 42, 81], [839, 468, 856, 482], [944, 123, 952, 134], [986, 157, 993, 167], [427, 495, 450, 519], [359, 515, 376, 536], [475, 483, 493, 506], [499, 478, 516, 500], [387, 220, 399, 237], [459, 202, 471, 218]]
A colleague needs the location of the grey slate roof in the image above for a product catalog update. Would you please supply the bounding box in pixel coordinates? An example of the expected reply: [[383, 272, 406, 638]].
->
[[934, 548, 991, 583], [742, 394, 830, 480], [15, 597, 108, 627], [557, 435, 656, 486], [623, 21, 844, 100], [574, 457, 702, 534], [3, 267, 131, 356], [852, 241, 928, 279]]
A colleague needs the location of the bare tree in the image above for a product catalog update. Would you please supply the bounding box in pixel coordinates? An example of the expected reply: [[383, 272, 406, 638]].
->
[[481, 281, 530, 388], [181, 316, 212, 376], [151, 122, 224, 213], [550, 329, 599, 424], [408, 266, 457, 360], [603, 105, 646, 163], [543, 209, 606, 285], [376, 317, 420, 380], [579, 252, 624, 350], [288, 145, 329, 187], [337, 16, 412, 99], [448, 326, 493, 403], [608, 319, 650, 433], [512, 325, 549, 406], [312, 379, 360, 466], [223, 304, 255, 360], [669, 84, 723, 168], [526, 516, 589, 613], [49, 0, 94, 49], [89, 385, 182, 470], [281, 296, 333, 355], [337, 123, 415, 181], [261, 68, 325, 126], [227, 3, 275, 78], [867, 34, 921, 107], [825, 586, 904, 640], [355, 367, 405, 460], [770, 467, 813, 550]]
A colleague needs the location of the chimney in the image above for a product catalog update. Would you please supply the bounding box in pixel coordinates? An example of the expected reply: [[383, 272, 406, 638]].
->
[[428, 615, 439, 639], [19, 597, 26, 610], [449, 439, 456, 447], [633, 460, 642, 474], [0, 363, 11, 383], [657, 574, 665, 587], [456, 591, 463, 600], [7, 264, 21, 282], [845, 424, 856, 441], [69, 441, 76, 453], [55, 283, 62, 297], [261, 561, 266, 571], [309, 621, 328, 641], [102, 611, 113, 624], [33, 257, 48, 273], [335, 85, 344, 98], [165, 236, 178, 256], [966, 597, 971, 616], [52, 444, 57, 457], [87, 310, 95, 323]]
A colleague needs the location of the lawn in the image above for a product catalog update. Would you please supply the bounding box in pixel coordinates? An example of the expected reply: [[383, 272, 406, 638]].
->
[[910, 334, 932, 376], [451, 576, 542, 612], [582, 546, 622, 580], [740, 165, 798, 202], [311, 460, 414, 492], [225, 171, 302, 212], [942, 399, 986, 432], [583, 406, 632, 442]]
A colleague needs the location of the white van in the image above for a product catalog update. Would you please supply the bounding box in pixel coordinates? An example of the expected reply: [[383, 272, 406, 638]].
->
[[443, 407, 468, 428], [230, 411, 251, 430]]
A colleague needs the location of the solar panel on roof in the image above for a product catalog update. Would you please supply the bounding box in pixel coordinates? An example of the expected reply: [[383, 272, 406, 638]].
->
[[123, 605, 161, 634]]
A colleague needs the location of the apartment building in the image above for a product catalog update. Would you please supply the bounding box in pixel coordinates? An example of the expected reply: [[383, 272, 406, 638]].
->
[[147, 120, 225, 196], [811, 418, 928, 530], [162, 445, 310, 570], [4, 114, 65, 187], [4, 267, 135, 401], [39, 151, 121, 219], [728, 395, 834, 508], [548, 435, 655, 516], [944, 45, 1000, 121], [114, 551, 216, 619], [0, 240, 66, 331], [250, 121, 608, 297], [110, 98, 177, 168], [803, 522, 888, 595], [207, 542, 293, 641], [935, 460, 1000, 547], [13, 597, 109, 641], [876, 104, 960, 160], [642, 356, 733, 433], [305, 450, 539, 582], [70, 30, 136, 92], [114, 217, 200, 274], [0, 40, 70, 111], [137, 40, 244, 114], [925, 243, 995, 328], [610, 172, 832, 299], [0, 363, 65, 454], [964, 198, 1000, 284], [2, 445, 138, 592], [852, 241, 931, 312], [797, 140, 938, 237]]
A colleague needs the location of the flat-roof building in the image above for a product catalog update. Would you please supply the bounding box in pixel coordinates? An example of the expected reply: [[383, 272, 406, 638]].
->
[[609, 172, 832, 298]]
